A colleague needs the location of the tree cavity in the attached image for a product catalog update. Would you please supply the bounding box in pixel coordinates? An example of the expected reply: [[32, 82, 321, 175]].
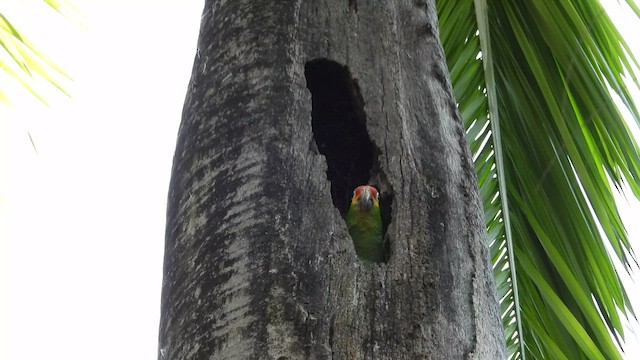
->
[[304, 58, 392, 263]]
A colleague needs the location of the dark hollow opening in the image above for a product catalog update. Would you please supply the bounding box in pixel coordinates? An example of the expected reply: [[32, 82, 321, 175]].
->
[[304, 59, 391, 263], [304, 59, 374, 215]]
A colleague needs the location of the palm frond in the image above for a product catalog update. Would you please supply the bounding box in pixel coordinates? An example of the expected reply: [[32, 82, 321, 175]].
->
[[438, 0, 640, 359], [0, 0, 79, 105], [42, 0, 84, 29]]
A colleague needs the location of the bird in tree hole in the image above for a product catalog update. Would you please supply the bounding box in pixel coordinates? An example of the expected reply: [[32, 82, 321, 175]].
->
[[346, 185, 384, 265]]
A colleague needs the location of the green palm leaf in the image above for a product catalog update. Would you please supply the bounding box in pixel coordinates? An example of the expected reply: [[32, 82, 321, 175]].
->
[[438, 0, 640, 359], [0, 0, 80, 105]]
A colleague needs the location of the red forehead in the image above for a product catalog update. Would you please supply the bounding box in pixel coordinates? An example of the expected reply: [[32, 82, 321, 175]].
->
[[354, 185, 378, 197]]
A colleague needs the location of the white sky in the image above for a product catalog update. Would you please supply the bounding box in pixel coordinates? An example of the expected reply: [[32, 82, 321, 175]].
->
[[1, 1, 203, 359], [1, 1, 639, 359]]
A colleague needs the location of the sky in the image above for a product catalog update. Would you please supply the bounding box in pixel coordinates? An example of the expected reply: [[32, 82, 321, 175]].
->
[[1, 1, 640, 359], [1, 1, 203, 359]]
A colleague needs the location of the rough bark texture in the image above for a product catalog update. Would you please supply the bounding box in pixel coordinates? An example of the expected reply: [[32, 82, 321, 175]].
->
[[159, 0, 506, 359]]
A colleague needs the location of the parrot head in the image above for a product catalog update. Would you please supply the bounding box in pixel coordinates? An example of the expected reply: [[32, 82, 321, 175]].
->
[[351, 185, 379, 212]]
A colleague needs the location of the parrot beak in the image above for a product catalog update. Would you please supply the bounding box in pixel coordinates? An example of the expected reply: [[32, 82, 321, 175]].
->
[[357, 187, 373, 211]]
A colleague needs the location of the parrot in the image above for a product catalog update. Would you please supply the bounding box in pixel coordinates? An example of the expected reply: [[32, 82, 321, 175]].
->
[[346, 185, 385, 265]]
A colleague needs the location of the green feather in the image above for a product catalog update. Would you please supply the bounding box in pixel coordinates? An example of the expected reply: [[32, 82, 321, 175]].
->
[[346, 199, 384, 265]]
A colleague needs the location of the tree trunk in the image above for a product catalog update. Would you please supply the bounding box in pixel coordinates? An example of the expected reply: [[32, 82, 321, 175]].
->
[[158, 0, 506, 359]]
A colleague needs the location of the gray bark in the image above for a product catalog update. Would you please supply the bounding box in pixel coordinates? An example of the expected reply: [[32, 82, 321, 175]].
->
[[159, 0, 506, 359]]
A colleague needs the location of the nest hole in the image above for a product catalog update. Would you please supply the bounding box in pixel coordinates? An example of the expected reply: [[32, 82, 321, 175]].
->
[[304, 59, 392, 262]]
